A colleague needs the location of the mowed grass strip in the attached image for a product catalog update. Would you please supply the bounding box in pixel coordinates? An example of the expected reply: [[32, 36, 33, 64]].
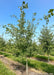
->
[[0, 51, 54, 61], [34, 55, 54, 61], [0, 61, 15, 75]]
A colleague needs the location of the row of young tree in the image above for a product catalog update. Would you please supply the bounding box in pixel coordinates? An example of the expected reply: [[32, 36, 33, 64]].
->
[[0, 1, 54, 62]]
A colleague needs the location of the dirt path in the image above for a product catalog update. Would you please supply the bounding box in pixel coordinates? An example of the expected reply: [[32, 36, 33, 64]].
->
[[48, 61, 54, 65], [0, 55, 47, 75]]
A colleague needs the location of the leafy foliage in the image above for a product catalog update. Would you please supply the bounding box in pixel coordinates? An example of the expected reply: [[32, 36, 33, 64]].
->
[[39, 25, 53, 55], [0, 37, 6, 51], [3, 1, 37, 57]]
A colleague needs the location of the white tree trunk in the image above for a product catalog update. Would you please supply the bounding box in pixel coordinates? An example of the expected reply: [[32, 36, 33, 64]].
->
[[26, 58, 28, 75], [48, 54, 49, 62]]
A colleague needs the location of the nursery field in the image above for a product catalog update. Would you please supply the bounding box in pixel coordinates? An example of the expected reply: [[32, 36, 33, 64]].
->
[[0, 0, 54, 75], [0, 51, 54, 75]]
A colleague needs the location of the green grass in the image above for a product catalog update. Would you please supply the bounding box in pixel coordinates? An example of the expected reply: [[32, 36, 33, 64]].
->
[[0, 51, 54, 75], [0, 51, 54, 61], [50, 51, 54, 56], [0, 51, 12, 57], [34, 55, 54, 61], [0, 61, 15, 75]]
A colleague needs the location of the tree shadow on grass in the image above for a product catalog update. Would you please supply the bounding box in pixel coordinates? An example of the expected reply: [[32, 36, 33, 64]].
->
[[11, 63, 26, 72]]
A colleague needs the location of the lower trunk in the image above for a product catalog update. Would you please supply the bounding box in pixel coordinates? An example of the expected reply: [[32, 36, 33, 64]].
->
[[26, 58, 28, 75], [48, 54, 49, 62]]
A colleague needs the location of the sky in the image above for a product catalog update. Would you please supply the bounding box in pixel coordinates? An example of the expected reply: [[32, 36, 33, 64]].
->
[[0, 0, 54, 41]]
